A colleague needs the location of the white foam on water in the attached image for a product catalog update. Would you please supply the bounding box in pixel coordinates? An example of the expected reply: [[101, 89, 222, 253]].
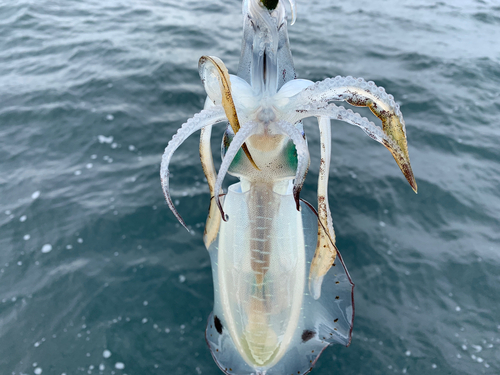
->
[[103, 349, 111, 358], [115, 362, 125, 369], [20, 215, 27, 222], [31, 191, 40, 199], [98, 135, 114, 144], [106, 114, 114, 121], [34, 367, 42, 374], [41, 244, 52, 253], [23, 234, 30, 240]]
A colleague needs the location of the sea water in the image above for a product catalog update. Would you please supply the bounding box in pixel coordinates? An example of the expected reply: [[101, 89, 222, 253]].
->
[[0, 0, 499, 374]]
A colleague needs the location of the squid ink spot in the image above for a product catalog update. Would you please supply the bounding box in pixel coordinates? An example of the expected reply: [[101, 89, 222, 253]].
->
[[334, 318, 338, 323], [335, 281, 340, 284], [214, 315, 223, 334], [301, 329, 315, 343], [335, 296, 340, 300]]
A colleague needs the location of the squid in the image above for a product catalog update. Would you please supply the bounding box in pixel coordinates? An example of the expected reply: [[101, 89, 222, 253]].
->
[[160, 0, 417, 374]]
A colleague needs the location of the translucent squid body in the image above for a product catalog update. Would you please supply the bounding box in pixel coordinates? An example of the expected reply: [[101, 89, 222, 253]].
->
[[160, 0, 417, 374]]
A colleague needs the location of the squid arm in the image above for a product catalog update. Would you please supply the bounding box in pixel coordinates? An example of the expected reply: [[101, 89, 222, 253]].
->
[[160, 106, 227, 231], [289, 76, 417, 193], [309, 116, 337, 300], [213, 120, 310, 220], [199, 55, 259, 170], [199, 100, 224, 249]]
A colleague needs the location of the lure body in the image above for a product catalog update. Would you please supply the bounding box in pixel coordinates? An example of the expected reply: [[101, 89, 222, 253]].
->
[[160, 1, 416, 374]]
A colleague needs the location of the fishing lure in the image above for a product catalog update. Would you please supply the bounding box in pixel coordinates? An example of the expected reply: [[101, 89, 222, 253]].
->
[[160, 1, 416, 374]]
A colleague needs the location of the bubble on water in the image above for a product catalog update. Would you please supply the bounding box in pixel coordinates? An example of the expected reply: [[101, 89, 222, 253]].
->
[[165, 328, 170, 333], [5, 210, 11, 215], [379, 221, 386, 227], [106, 114, 114, 121], [41, 244, 52, 253], [179, 275, 186, 283], [128, 145, 136, 151], [111, 142, 118, 149], [17, 261, 22, 266], [66, 245, 72, 249], [103, 350, 111, 358], [33, 363, 37, 367], [143, 301, 148, 306], [74, 170, 82, 176], [31, 191, 40, 199], [23, 234, 30, 240], [34, 368, 42, 374], [77, 238, 83, 243], [462, 344, 467, 350], [115, 362, 125, 370], [142, 318, 148, 324], [99, 364, 105, 371], [431, 364, 437, 369], [91, 154, 97, 159], [455, 306, 461, 312], [20, 215, 27, 222], [86, 163, 93, 169]]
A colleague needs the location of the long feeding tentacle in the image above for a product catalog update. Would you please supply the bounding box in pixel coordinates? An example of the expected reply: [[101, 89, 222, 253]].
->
[[160, 106, 227, 231], [274, 120, 310, 211], [290, 76, 417, 192], [213, 121, 259, 220]]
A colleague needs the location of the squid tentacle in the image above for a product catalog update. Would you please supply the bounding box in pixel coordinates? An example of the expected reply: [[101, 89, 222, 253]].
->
[[308, 116, 337, 300], [291, 103, 412, 162], [214, 121, 259, 220], [288, 75, 417, 192], [294, 76, 404, 129], [274, 120, 310, 211], [160, 106, 226, 231]]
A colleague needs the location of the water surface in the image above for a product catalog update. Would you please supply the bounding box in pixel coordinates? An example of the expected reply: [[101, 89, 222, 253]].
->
[[1, 0, 499, 374]]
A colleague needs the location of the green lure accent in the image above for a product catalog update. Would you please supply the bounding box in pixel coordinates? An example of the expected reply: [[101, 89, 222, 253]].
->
[[261, 0, 279, 10]]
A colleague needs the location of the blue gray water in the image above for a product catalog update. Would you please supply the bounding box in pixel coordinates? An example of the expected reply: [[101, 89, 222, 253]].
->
[[1, 0, 499, 374]]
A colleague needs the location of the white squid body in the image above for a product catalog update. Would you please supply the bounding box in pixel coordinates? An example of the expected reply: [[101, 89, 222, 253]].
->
[[160, 0, 416, 374]]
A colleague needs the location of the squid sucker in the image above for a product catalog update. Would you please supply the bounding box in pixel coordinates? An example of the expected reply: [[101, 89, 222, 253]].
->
[[160, 1, 416, 374]]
